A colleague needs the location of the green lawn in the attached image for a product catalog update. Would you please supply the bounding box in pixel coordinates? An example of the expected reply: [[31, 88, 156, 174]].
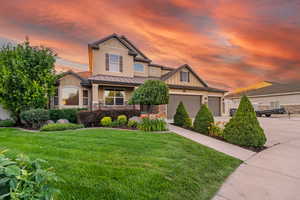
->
[[0, 128, 241, 200]]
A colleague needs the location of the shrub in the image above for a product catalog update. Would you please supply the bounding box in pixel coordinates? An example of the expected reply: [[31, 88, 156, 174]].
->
[[137, 118, 168, 132], [117, 115, 127, 126], [0, 150, 59, 199], [193, 104, 214, 135], [128, 120, 138, 128], [40, 123, 84, 131], [100, 117, 112, 127], [20, 109, 50, 129], [49, 108, 86, 123], [77, 109, 140, 127], [208, 122, 224, 138], [223, 96, 266, 148], [111, 120, 120, 127], [174, 102, 191, 128], [0, 119, 15, 127]]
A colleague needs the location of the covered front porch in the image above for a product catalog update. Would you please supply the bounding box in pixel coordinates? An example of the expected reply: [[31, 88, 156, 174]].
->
[[91, 83, 136, 110]]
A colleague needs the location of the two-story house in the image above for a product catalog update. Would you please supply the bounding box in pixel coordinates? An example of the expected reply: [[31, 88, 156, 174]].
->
[[55, 33, 226, 118]]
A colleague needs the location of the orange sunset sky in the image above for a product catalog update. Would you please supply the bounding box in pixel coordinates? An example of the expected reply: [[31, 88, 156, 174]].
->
[[0, 0, 299, 90]]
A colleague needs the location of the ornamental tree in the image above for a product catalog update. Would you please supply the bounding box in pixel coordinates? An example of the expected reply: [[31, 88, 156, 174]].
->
[[0, 39, 57, 119], [193, 104, 214, 135], [129, 80, 169, 114], [223, 95, 266, 148], [174, 102, 191, 128]]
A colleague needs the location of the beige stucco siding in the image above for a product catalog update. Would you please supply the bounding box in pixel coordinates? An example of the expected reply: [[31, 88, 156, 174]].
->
[[0, 105, 11, 120], [165, 68, 205, 87], [92, 38, 134, 77], [149, 66, 161, 77]]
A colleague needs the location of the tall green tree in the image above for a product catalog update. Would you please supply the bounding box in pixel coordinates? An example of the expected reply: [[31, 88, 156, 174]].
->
[[0, 39, 57, 119], [223, 95, 266, 147], [129, 80, 169, 114]]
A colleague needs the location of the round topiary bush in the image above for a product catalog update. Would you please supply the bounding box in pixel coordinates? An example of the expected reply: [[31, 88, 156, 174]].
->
[[100, 117, 112, 127], [193, 104, 214, 135], [223, 95, 266, 148], [174, 102, 191, 128], [117, 115, 127, 126]]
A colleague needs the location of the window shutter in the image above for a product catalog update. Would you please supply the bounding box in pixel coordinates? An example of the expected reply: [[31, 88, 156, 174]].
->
[[119, 56, 123, 72], [105, 53, 109, 71], [187, 72, 190, 82], [180, 72, 183, 81]]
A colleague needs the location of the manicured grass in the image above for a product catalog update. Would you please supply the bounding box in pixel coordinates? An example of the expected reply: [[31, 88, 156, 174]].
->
[[0, 128, 241, 200]]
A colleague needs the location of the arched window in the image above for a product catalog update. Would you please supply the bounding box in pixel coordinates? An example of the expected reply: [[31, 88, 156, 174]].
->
[[62, 87, 79, 105]]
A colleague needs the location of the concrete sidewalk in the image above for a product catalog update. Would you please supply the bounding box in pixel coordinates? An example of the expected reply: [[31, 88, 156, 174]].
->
[[168, 124, 255, 161], [213, 117, 300, 200]]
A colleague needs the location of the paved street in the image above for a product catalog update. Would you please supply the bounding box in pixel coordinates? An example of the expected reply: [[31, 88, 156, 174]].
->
[[214, 117, 300, 200]]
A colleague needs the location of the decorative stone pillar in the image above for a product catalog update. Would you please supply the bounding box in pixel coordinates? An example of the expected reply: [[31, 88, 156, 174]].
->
[[92, 84, 99, 110]]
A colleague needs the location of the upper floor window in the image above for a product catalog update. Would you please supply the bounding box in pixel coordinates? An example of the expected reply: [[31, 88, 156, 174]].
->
[[180, 71, 189, 82], [106, 54, 123, 72], [134, 63, 144, 72], [62, 87, 79, 106]]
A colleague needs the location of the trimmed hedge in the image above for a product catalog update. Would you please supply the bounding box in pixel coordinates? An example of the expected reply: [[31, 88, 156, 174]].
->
[[174, 102, 191, 128], [77, 109, 140, 127], [40, 123, 84, 132], [223, 96, 266, 148], [193, 104, 214, 135], [20, 109, 50, 129], [49, 108, 86, 123], [0, 119, 15, 127]]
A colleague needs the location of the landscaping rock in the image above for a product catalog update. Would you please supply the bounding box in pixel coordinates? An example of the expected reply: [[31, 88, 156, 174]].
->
[[46, 120, 55, 125], [129, 116, 141, 123], [56, 119, 70, 124]]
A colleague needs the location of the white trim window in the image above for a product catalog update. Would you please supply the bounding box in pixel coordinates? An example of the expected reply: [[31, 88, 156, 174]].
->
[[104, 89, 125, 106], [83, 89, 89, 106], [108, 54, 120, 72], [180, 71, 190, 82], [134, 63, 144, 72], [62, 86, 79, 106], [54, 88, 59, 106]]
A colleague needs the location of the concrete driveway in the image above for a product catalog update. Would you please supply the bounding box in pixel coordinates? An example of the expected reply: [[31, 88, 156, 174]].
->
[[214, 117, 300, 200]]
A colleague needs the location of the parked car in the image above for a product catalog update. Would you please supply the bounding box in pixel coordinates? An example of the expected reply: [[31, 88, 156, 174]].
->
[[256, 107, 286, 117], [230, 107, 286, 117]]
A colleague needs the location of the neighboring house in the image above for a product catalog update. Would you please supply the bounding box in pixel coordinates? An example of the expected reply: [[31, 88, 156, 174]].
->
[[55, 33, 226, 118], [226, 82, 300, 114], [0, 105, 11, 120]]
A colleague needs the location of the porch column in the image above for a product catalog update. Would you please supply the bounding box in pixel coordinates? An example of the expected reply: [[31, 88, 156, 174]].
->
[[92, 83, 99, 110], [202, 95, 208, 105]]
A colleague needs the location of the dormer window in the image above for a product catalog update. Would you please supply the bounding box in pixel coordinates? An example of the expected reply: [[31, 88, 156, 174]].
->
[[134, 63, 144, 72], [180, 71, 189, 82], [106, 54, 123, 72]]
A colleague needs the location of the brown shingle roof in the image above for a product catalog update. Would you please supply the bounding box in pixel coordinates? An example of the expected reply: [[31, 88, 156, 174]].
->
[[226, 82, 300, 98], [88, 74, 160, 86]]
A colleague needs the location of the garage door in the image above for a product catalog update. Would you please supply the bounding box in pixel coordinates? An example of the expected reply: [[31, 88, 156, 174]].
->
[[208, 96, 221, 116], [167, 94, 201, 119]]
